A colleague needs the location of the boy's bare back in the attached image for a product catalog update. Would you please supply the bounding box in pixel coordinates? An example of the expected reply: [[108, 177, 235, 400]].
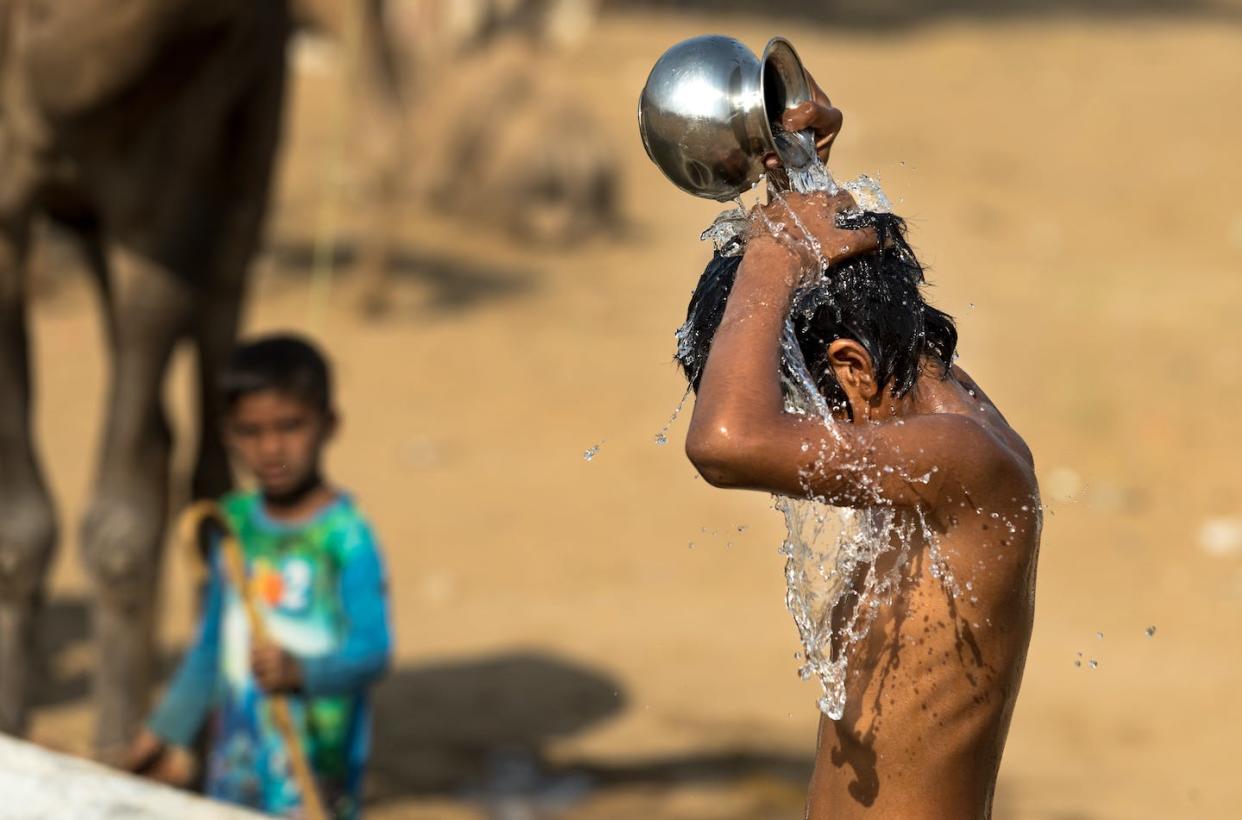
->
[[805, 367, 1040, 819]]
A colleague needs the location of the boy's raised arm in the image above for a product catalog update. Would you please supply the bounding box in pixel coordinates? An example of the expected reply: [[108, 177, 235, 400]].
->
[[686, 192, 1011, 508]]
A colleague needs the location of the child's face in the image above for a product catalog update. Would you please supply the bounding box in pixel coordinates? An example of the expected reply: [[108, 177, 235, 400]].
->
[[224, 389, 335, 497]]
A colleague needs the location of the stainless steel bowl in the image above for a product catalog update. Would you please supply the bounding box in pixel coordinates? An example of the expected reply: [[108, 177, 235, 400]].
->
[[637, 35, 811, 201]]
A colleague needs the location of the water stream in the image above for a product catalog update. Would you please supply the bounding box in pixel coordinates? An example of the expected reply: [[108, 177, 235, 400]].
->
[[694, 138, 950, 719]]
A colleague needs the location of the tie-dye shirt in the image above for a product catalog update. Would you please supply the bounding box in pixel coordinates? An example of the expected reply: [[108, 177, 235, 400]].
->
[[149, 491, 392, 819]]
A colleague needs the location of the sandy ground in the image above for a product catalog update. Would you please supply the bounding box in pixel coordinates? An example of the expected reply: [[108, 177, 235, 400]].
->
[[19, 9, 1242, 819]]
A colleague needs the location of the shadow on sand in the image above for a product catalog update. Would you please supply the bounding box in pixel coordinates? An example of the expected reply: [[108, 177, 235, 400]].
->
[[31, 597, 178, 709], [366, 652, 812, 812]]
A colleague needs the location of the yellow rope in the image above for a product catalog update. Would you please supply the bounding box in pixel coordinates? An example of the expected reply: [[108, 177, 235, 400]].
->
[[176, 502, 330, 820]]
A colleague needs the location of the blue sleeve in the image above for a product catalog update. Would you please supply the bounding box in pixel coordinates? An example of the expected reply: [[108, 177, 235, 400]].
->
[[299, 529, 392, 697], [147, 555, 223, 747]]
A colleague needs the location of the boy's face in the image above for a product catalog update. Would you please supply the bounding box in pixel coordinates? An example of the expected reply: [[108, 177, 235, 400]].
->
[[224, 389, 335, 497]]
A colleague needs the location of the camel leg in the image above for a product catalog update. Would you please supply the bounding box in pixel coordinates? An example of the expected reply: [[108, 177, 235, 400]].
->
[[189, 274, 242, 504], [192, 45, 284, 502], [0, 213, 57, 737], [79, 245, 194, 756]]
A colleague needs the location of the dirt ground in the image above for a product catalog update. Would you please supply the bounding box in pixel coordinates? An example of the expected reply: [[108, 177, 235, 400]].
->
[[20, 8, 1242, 819]]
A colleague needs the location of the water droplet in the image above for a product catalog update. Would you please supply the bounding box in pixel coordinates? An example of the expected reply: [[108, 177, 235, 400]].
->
[[1088, 660, 1099, 669], [1074, 659, 1082, 668], [654, 431, 668, 446], [583, 443, 602, 461], [1096, 631, 1104, 640], [1145, 625, 1157, 638]]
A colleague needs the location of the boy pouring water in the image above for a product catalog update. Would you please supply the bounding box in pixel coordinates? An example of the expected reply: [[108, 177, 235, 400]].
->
[[678, 74, 1041, 819]]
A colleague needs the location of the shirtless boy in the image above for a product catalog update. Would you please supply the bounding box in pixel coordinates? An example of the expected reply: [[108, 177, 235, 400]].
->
[[677, 74, 1041, 819]]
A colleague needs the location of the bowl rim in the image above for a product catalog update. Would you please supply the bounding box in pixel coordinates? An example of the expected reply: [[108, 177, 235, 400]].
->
[[759, 36, 812, 168]]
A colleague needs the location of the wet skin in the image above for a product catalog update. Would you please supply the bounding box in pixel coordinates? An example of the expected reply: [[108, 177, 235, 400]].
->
[[683, 187, 1041, 814]]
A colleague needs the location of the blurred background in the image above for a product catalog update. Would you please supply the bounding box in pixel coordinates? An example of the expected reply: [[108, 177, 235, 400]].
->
[[14, 0, 1242, 817]]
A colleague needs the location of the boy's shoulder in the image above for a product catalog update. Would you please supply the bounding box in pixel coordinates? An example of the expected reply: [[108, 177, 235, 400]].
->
[[218, 489, 381, 558], [323, 492, 380, 545], [220, 488, 261, 519], [913, 411, 1035, 497]]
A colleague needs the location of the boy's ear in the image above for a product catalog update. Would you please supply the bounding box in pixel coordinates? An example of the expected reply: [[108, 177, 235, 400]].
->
[[827, 339, 878, 400]]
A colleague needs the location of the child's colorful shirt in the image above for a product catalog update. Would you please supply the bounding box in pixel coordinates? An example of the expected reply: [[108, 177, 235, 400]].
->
[[149, 491, 392, 819]]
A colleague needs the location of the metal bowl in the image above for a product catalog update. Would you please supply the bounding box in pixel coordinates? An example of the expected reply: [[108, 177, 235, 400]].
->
[[638, 35, 811, 201]]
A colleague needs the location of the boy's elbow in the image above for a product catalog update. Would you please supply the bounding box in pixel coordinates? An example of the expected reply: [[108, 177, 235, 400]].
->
[[363, 651, 392, 687], [363, 634, 394, 684], [377, 640, 394, 679], [685, 418, 758, 488]]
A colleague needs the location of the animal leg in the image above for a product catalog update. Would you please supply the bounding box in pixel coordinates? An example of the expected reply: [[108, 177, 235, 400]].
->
[[79, 245, 193, 756], [192, 45, 284, 500], [0, 214, 57, 737], [189, 242, 248, 504]]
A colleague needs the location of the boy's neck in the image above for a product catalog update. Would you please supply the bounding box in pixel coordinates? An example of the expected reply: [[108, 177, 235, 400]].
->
[[261, 473, 336, 523], [864, 363, 954, 422]]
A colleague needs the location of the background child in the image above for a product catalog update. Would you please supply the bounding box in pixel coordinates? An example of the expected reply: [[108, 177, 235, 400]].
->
[[125, 334, 392, 819]]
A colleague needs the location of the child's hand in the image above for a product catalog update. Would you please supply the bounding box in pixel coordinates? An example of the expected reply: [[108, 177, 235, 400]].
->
[[751, 190, 880, 270], [251, 645, 304, 694], [123, 729, 165, 774], [123, 729, 197, 786]]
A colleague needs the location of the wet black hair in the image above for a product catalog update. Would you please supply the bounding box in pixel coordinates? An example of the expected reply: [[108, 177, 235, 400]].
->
[[675, 211, 957, 418], [220, 333, 332, 413]]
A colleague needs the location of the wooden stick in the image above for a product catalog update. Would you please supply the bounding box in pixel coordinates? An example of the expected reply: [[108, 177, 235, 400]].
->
[[177, 502, 330, 820]]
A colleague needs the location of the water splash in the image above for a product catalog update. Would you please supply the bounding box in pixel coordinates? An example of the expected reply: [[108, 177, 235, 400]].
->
[[685, 152, 968, 721], [700, 206, 750, 258], [774, 129, 839, 195], [653, 386, 693, 447], [583, 443, 602, 462], [742, 163, 958, 720], [843, 175, 893, 213]]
